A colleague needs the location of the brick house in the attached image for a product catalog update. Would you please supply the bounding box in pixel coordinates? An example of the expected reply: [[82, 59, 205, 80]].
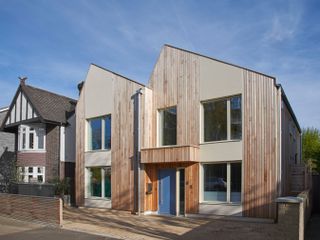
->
[[1, 78, 76, 185]]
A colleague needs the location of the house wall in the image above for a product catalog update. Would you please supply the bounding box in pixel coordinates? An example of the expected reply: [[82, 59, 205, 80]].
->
[[0, 110, 15, 187], [76, 64, 144, 211], [281, 99, 301, 196], [242, 70, 281, 219], [46, 124, 60, 182], [65, 113, 76, 163]]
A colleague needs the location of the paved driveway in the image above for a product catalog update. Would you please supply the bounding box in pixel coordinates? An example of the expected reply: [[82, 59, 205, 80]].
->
[[63, 207, 285, 240], [0, 216, 116, 240]]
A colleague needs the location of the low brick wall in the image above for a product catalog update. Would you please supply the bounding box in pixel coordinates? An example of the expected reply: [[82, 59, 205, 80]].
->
[[0, 193, 62, 226], [276, 189, 311, 240]]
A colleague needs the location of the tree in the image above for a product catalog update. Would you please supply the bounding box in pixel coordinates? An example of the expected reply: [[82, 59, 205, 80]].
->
[[302, 127, 320, 172]]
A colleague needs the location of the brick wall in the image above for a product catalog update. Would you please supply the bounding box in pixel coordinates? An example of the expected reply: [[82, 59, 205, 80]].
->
[[0, 193, 62, 226], [17, 152, 46, 166], [276, 190, 312, 240], [46, 124, 60, 182]]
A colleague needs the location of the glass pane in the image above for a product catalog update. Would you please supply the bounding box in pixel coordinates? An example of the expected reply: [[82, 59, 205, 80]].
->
[[204, 164, 227, 202], [90, 168, 102, 197], [104, 115, 111, 149], [161, 107, 177, 146], [22, 132, 26, 149], [37, 128, 45, 149], [104, 167, 111, 198], [89, 118, 102, 150], [203, 99, 227, 141], [28, 167, 33, 173], [231, 163, 242, 202], [231, 96, 242, 140], [37, 175, 43, 183], [29, 132, 34, 149]]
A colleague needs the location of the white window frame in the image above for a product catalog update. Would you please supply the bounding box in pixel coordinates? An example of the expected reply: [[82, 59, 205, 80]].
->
[[18, 166, 45, 183], [200, 162, 242, 204], [86, 115, 111, 152], [85, 167, 111, 199], [201, 95, 242, 143], [18, 124, 46, 151]]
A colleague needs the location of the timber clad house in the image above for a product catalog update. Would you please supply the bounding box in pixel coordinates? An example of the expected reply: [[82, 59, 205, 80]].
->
[[75, 45, 301, 219], [1, 79, 76, 184]]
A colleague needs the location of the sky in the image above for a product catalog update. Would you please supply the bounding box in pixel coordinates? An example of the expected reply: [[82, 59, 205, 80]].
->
[[0, 0, 319, 129]]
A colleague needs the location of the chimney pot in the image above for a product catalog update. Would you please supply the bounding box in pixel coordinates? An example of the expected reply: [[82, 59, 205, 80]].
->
[[19, 76, 27, 85]]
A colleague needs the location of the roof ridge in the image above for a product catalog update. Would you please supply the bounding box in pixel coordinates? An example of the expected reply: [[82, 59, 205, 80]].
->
[[91, 63, 145, 87], [24, 84, 77, 103], [163, 44, 276, 80]]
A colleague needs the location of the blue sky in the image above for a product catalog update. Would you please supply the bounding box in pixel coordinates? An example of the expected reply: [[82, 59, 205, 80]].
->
[[0, 0, 319, 128]]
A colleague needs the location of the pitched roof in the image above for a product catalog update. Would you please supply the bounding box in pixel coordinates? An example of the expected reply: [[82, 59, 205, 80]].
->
[[21, 84, 76, 124]]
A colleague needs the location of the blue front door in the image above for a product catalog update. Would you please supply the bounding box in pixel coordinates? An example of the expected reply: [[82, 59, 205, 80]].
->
[[159, 169, 176, 215]]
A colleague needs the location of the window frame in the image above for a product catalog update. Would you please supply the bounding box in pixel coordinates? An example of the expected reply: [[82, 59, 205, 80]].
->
[[201, 95, 242, 144], [158, 106, 177, 147], [85, 166, 111, 199], [201, 162, 242, 204], [86, 115, 112, 152], [18, 124, 46, 152]]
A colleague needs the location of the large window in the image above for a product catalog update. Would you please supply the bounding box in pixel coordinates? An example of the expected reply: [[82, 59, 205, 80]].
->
[[203, 162, 241, 203], [203, 95, 242, 142], [159, 107, 177, 146], [18, 166, 45, 183], [19, 125, 45, 151], [87, 167, 111, 198], [88, 115, 111, 151]]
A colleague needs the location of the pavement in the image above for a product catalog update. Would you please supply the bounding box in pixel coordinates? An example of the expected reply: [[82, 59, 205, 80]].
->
[[63, 207, 284, 240], [0, 215, 116, 240], [1, 208, 320, 240]]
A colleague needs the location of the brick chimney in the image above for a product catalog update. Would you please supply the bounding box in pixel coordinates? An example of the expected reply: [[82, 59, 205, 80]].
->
[[19, 76, 27, 85]]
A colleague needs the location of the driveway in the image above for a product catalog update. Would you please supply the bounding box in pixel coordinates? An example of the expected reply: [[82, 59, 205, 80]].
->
[[63, 207, 286, 240], [0, 215, 116, 240]]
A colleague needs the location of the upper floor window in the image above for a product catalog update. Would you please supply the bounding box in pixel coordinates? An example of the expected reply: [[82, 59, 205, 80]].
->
[[19, 124, 45, 151], [203, 95, 242, 142], [87, 115, 111, 151], [159, 106, 177, 146]]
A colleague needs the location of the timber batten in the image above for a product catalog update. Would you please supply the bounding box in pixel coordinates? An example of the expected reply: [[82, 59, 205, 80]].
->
[[242, 70, 280, 219], [141, 145, 199, 163]]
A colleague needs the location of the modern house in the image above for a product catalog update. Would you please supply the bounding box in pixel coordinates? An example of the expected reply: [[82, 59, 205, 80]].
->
[[1, 78, 77, 185], [76, 45, 301, 219], [0, 107, 15, 191]]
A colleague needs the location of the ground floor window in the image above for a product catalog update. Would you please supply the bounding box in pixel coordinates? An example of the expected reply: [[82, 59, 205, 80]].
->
[[87, 167, 111, 199], [203, 162, 241, 203], [18, 166, 45, 183]]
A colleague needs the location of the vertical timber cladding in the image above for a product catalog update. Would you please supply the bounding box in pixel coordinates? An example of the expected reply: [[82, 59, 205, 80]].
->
[[144, 163, 199, 213], [243, 70, 280, 219], [111, 75, 143, 211], [148, 46, 200, 147], [75, 83, 85, 206]]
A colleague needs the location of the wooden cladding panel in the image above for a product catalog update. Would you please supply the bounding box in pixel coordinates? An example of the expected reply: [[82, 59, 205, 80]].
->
[[111, 75, 142, 211], [143, 163, 199, 214], [243, 70, 280, 219], [185, 163, 199, 213], [75, 83, 86, 206], [148, 46, 200, 148], [141, 145, 199, 164]]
